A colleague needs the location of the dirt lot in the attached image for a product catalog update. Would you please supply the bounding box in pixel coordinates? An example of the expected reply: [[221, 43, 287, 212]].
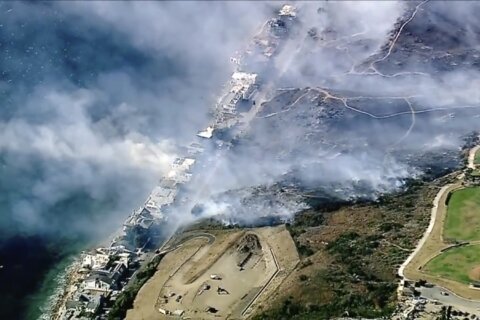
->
[[126, 225, 298, 320], [126, 237, 210, 320]]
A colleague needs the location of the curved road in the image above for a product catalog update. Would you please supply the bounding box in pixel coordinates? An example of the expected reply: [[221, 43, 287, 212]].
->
[[161, 232, 216, 254], [397, 184, 452, 279], [398, 145, 480, 313]]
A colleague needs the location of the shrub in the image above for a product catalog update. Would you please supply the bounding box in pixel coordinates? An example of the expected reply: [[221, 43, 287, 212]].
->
[[299, 274, 308, 281]]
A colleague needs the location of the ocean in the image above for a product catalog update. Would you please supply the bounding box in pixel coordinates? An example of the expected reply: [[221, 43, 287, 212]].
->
[[0, 2, 161, 318], [0, 2, 265, 318]]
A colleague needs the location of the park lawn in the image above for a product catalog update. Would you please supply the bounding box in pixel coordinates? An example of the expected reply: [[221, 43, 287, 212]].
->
[[444, 187, 480, 242], [424, 245, 480, 285]]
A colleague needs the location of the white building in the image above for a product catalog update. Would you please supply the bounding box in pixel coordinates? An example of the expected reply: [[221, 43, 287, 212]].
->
[[82, 264, 127, 294], [124, 207, 155, 229], [166, 157, 196, 183], [231, 72, 257, 91], [187, 142, 205, 154], [82, 274, 116, 293], [82, 253, 110, 270], [144, 188, 175, 218], [197, 126, 215, 139], [279, 4, 296, 17], [172, 157, 196, 170]]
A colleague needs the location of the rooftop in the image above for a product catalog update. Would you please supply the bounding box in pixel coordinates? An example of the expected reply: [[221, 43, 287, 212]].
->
[[197, 126, 214, 139], [279, 4, 296, 17], [159, 178, 178, 189], [231, 72, 258, 85]]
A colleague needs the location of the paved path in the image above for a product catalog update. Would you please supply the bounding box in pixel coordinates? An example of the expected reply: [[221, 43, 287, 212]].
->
[[419, 286, 480, 315], [398, 184, 452, 278], [397, 145, 480, 312]]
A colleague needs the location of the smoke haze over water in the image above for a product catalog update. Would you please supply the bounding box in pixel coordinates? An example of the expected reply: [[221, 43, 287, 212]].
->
[[0, 2, 271, 318], [1, 1, 480, 318], [0, 1, 273, 240]]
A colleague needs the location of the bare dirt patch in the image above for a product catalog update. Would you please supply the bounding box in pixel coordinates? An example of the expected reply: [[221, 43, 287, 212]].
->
[[126, 226, 298, 320], [468, 265, 480, 282], [126, 237, 210, 320]]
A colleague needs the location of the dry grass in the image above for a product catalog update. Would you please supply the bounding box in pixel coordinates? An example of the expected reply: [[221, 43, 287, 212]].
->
[[254, 180, 441, 319]]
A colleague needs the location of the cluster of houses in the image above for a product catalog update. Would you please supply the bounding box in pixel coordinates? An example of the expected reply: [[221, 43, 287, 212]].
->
[[232, 4, 296, 64], [121, 6, 300, 244], [197, 4, 297, 140], [197, 71, 259, 139], [61, 247, 134, 319], [256, 4, 296, 57], [61, 151, 202, 319], [122, 155, 197, 247], [58, 4, 298, 319]]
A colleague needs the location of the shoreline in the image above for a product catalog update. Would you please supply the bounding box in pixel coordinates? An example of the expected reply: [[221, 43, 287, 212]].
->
[[48, 259, 82, 320], [42, 5, 303, 319], [44, 226, 129, 319], [38, 209, 143, 319]]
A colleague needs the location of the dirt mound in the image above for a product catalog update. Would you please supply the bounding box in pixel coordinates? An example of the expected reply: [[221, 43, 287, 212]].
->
[[468, 265, 480, 281], [236, 234, 262, 267]]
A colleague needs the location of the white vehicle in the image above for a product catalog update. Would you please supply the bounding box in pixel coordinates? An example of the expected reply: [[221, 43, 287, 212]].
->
[[210, 274, 222, 280]]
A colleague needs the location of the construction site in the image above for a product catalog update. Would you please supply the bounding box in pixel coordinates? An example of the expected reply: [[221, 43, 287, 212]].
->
[[126, 225, 299, 320]]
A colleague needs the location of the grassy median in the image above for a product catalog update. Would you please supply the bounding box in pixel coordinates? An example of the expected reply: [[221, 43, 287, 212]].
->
[[444, 187, 480, 242], [425, 245, 480, 285]]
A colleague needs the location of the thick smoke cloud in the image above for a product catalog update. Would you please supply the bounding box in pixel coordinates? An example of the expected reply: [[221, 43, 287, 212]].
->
[[7, 2, 480, 319], [2, 1, 480, 237], [0, 1, 271, 239], [172, 1, 480, 224]]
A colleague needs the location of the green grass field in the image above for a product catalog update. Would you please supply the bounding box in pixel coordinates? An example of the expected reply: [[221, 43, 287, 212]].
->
[[425, 245, 480, 284], [475, 149, 480, 165], [444, 187, 480, 241]]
